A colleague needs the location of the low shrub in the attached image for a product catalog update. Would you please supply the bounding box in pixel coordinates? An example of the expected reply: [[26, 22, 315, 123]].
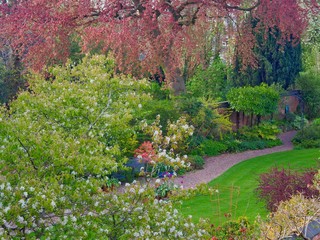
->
[[177, 96, 232, 139], [189, 155, 205, 169], [222, 139, 241, 153], [280, 113, 309, 131], [312, 118, 320, 125], [239, 122, 281, 141], [293, 124, 320, 148], [256, 168, 319, 212], [264, 139, 282, 148], [238, 140, 264, 151], [210, 217, 258, 239], [200, 140, 228, 156], [220, 136, 281, 153], [187, 135, 205, 155], [141, 99, 180, 135]]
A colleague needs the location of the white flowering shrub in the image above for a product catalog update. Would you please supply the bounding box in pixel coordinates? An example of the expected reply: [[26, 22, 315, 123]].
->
[[0, 181, 210, 239], [139, 115, 194, 172]]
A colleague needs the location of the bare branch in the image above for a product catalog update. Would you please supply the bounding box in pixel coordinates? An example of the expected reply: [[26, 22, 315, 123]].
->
[[224, 0, 261, 12]]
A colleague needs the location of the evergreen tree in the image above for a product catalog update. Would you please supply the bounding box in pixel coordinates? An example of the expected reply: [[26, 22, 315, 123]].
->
[[234, 22, 302, 89]]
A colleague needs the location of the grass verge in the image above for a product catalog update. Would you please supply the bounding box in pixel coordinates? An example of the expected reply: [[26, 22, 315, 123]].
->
[[179, 149, 319, 225]]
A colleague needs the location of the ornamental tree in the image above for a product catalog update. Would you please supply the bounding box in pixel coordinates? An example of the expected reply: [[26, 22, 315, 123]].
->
[[0, 54, 151, 179], [0, 0, 318, 93], [0, 55, 150, 236], [227, 83, 280, 125]]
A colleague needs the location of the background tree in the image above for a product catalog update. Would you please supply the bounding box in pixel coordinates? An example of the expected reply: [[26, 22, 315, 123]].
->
[[297, 12, 320, 119], [0, 0, 317, 93], [234, 25, 302, 89]]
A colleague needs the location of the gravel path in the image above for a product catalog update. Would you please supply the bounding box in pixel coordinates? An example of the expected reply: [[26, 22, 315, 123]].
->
[[174, 131, 297, 189]]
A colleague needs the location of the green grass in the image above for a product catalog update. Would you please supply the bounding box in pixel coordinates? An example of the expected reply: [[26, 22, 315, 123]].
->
[[179, 149, 319, 225]]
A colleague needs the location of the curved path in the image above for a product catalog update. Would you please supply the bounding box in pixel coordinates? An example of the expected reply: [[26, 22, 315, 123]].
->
[[174, 131, 297, 189]]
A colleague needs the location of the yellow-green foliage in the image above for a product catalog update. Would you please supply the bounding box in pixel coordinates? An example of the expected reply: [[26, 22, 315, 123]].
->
[[259, 170, 320, 239]]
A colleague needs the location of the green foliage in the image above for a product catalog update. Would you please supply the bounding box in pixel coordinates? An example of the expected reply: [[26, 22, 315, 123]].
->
[[278, 113, 309, 131], [178, 96, 232, 139], [200, 140, 228, 156], [239, 122, 281, 141], [227, 84, 280, 119], [0, 62, 25, 104], [292, 115, 309, 130], [187, 58, 229, 100], [187, 122, 281, 156], [187, 135, 206, 155], [104, 177, 120, 189], [296, 68, 320, 119], [211, 217, 258, 239], [149, 81, 171, 100], [140, 99, 180, 135], [155, 180, 176, 199], [189, 155, 205, 170], [213, 122, 281, 153], [69, 36, 85, 65], [293, 124, 320, 148], [1, 55, 151, 176], [312, 118, 320, 125], [0, 55, 170, 238]]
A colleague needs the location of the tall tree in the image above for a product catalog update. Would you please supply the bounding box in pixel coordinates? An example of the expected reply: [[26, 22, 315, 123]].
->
[[233, 24, 302, 89], [0, 0, 318, 93]]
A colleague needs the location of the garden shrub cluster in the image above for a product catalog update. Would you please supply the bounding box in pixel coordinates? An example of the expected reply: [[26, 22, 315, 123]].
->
[[293, 121, 320, 148], [256, 167, 319, 212], [189, 122, 282, 157], [278, 112, 309, 131], [210, 217, 258, 239], [188, 155, 205, 169], [186, 57, 229, 101]]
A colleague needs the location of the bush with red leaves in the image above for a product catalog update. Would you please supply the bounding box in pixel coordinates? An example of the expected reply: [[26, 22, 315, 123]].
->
[[256, 168, 319, 212]]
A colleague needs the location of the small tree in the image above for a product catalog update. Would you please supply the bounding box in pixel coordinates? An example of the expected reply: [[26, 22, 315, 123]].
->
[[227, 84, 280, 126], [256, 168, 318, 212], [258, 170, 320, 239]]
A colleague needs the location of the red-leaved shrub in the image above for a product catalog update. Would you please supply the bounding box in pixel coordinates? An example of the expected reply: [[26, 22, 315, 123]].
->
[[257, 168, 319, 212]]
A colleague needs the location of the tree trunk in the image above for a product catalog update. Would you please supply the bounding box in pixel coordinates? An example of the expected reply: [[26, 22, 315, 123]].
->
[[236, 111, 240, 130], [167, 67, 186, 95], [257, 114, 261, 125]]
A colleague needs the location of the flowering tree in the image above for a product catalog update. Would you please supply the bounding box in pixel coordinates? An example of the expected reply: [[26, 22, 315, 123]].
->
[[0, 54, 155, 237], [0, 0, 318, 93]]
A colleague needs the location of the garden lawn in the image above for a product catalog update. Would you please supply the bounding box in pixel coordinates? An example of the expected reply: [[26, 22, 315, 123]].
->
[[179, 149, 319, 225]]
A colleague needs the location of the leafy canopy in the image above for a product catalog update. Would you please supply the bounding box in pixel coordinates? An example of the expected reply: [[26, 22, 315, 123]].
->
[[227, 84, 280, 116], [0, 54, 151, 181], [0, 0, 317, 78]]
